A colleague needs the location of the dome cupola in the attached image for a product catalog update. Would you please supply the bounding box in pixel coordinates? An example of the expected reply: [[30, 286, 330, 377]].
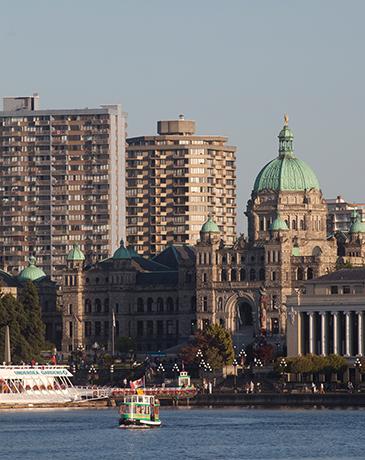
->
[[67, 243, 85, 261], [270, 213, 289, 232], [18, 256, 46, 282], [253, 115, 320, 193], [113, 239, 131, 260], [349, 212, 365, 234], [200, 216, 220, 234]]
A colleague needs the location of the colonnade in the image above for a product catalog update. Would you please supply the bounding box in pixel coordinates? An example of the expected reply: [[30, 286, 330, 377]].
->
[[298, 310, 364, 356]]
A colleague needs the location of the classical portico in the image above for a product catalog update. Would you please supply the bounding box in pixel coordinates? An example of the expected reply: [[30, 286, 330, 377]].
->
[[287, 268, 365, 357], [293, 310, 364, 357]]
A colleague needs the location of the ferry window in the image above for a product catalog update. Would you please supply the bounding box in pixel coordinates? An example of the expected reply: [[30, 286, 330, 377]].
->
[[343, 285, 351, 294], [330, 286, 338, 295]]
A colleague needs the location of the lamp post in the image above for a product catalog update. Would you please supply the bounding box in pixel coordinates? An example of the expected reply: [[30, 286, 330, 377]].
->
[[88, 364, 97, 385], [172, 363, 180, 383], [157, 363, 165, 385], [232, 358, 238, 391], [92, 342, 99, 364], [354, 357, 362, 389], [238, 348, 247, 368], [110, 364, 115, 385]]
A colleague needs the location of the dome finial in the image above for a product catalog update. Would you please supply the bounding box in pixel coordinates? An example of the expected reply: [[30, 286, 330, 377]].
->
[[284, 113, 289, 126]]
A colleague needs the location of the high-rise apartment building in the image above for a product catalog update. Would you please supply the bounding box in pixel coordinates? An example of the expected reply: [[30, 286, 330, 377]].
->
[[326, 195, 365, 233], [126, 116, 237, 256], [0, 96, 127, 278]]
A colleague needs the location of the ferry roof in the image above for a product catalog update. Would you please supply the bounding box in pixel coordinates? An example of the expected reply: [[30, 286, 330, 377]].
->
[[0, 365, 72, 379]]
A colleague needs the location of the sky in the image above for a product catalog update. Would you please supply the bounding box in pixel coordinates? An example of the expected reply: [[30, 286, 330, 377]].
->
[[1, 0, 364, 232]]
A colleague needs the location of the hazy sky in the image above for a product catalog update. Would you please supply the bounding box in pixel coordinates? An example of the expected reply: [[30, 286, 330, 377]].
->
[[1, 0, 364, 232]]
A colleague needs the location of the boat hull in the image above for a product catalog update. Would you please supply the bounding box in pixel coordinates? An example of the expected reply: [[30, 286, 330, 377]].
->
[[119, 419, 161, 429]]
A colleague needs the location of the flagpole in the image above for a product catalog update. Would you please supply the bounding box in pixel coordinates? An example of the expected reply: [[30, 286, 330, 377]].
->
[[112, 310, 115, 356]]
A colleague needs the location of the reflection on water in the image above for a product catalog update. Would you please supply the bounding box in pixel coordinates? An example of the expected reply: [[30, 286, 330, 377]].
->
[[0, 407, 364, 460]]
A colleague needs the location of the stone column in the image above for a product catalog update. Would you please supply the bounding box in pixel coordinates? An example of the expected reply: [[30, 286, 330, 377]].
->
[[357, 311, 363, 357], [332, 312, 339, 355], [320, 312, 327, 356], [297, 312, 302, 356], [309, 312, 315, 354], [345, 312, 352, 357]]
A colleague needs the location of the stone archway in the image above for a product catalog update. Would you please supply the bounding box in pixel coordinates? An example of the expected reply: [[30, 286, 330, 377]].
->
[[225, 292, 258, 346]]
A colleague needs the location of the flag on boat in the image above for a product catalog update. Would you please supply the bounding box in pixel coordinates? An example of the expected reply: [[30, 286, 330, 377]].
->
[[130, 377, 144, 390]]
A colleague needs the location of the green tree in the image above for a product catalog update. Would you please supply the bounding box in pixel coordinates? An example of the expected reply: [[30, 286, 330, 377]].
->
[[0, 294, 32, 362], [180, 324, 235, 370], [18, 281, 45, 357], [116, 336, 135, 353]]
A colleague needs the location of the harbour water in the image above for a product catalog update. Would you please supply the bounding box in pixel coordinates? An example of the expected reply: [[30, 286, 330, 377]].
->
[[0, 407, 364, 460]]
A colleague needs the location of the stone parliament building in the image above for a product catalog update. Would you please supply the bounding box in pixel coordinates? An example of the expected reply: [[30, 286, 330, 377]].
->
[[60, 118, 365, 355], [3, 118, 364, 356]]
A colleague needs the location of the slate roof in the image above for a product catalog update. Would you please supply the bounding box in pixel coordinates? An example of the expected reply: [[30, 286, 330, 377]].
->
[[312, 268, 365, 283]]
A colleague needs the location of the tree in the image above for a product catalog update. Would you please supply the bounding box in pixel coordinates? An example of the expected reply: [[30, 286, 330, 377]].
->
[[0, 294, 32, 362], [116, 336, 135, 353], [180, 324, 235, 370], [18, 281, 45, 357]]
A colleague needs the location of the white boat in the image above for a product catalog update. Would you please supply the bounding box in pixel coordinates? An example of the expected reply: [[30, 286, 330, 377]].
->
[[0, 365, 81, 406]]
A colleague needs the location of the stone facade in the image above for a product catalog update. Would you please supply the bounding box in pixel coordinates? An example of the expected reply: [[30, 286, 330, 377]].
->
[[286, 268, 365, 357]]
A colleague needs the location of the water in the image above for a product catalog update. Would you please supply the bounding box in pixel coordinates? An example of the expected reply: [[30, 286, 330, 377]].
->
[[0, 407, 364, 460]]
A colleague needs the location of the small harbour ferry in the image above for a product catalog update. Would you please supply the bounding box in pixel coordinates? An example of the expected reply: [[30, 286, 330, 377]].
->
[[118, 394, 161, 428]]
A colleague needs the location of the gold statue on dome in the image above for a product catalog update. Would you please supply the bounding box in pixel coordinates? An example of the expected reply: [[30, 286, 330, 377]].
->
[[284, 114, 289, 126]]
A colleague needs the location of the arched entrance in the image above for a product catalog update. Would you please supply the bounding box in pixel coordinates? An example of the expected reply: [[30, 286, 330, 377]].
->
[[225, 293, 257, 347]]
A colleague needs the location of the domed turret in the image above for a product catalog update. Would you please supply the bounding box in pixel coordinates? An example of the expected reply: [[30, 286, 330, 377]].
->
[[113, 239, 131, 260], [67, 243, 85, 261], [350, 212, 365, 234], [200, 216, 220, 234], [253, 116, 320, 193], [18, 256, 46, 282], [270, 213, 289, 232]]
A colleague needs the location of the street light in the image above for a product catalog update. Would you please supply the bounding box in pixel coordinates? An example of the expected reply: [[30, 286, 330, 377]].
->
[[232, 358, 238, 391], [110, 364, 115, 385], [88, 364, 97, 385], [92, 342, 99, 364], [354, 358, 362, 389], [157, 363, 165, 385], [238, 348, 247, 368], [172, 363, 180, 382]]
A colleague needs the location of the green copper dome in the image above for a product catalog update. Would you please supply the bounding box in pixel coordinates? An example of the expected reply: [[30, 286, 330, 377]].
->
[[67, 243, 85, 261], [270, 214, 289, 231], [201, 217, 220, 233], [113, 239, 131, 260], [253, 118, 320, 193], [18, 256, 46, 282], [350, 213, 365, 233]]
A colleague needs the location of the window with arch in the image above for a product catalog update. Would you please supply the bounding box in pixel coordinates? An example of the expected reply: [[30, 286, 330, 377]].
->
[[104, 298, 109, 313], [137, 297, 144, 313], [147, 297, 153, 313], [166, 297, 174, 312], [85, 299, 91, 314], [249, 268, 256, 281], [222, 255, 227, 265], [259, 268, 265, 281], [202, 296, 208, 312], [240, 268, 246, 281], [221, 269, 227, 282], [202, 272, 207, 283], [95, 298, 102, 313], [157, 297, 164, 313], [292, 219, 297, 230], [231, 268, 237, 281], [300, 219, 305, 230], [297, 267, 304, 281], [271, 271, 277, 281]]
